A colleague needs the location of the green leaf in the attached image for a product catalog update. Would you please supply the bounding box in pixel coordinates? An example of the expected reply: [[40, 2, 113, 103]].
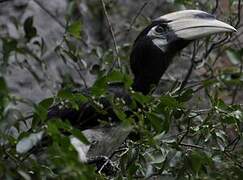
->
[[48, 120, 89, 145], [71, 128, 90, 145], [132, 92, 153, 105], [39, 98, 54, 109], [190, 150, 202, 174], [114, 108, 127, 122], [215, 98, 231, 112], [107, 71, 133, 87], [54, 119, 71, 131], [47, 121, 60, 137], [2, 38, 18, 64], [33, 98, 53, 125], [176, 88, 194, 102], [147, 113, 165, 133], [57, 89, 87, 110], [159, 95, 179, 108], [161, 115, 171, 132], [222, 110, 243, 124], [203, 79, 218, 87], [58, 89, 74, 99], [0, 77, 8, 96], [91, 71, 132, 96], [189, 150, 213, 175], [226, 48, 242, 65], [67, 21, 82, 38]]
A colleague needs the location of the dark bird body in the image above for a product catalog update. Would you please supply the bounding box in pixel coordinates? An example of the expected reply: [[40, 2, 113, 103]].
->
[[47, 83, 131, 130]]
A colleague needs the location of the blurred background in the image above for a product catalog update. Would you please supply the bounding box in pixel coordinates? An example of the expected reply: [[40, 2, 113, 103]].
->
[[1, 0, 243, 178]]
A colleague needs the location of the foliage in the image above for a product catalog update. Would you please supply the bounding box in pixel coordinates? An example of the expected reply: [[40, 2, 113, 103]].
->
[[0, 0, 243, 179]]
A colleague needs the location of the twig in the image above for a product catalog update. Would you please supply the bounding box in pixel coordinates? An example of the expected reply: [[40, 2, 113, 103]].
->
[[109, 147, 129, 159], [3, 149, 21, 167], [100, 0, 120, 71], [234, 0, 242, 28], [97, 157, 111, 174], [211, 0, 219, 14], [32, 0, 66, 29], [16, 114, 33, 122], [204, 35, 230, 60], [225, 135, 240, 152], [231, 59, 242, 104], [179, 42, 197, 90], [178, 142, 243, 169], [127, 0, 152, 34], [224, 151, 243, 169], [70, 60, 88, 88], [190, 108, 211, 114], [178, 122, 191, 144], [179, 142, 205, 150], [231, 0, 242, 104]]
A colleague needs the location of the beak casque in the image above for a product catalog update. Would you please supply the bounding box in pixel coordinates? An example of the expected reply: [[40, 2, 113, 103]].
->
[[155, 10, 236, 40]]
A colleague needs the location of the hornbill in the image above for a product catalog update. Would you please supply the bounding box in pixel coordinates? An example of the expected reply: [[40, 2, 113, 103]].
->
[[16, 10, 236, 163], [47, 10, 236, 129]]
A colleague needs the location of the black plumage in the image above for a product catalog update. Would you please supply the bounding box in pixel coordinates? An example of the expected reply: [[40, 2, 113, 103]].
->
[[47, 83, 131, 130], [130, 21, 190, 94]]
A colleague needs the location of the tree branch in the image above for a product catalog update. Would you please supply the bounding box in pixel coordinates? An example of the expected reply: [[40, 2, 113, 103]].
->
[[211, 0, 219, 14], [32, 0, 66, 29], [100, 0, 121, 72], [179, 41, 197, 90], [127, 0, 152, 34]]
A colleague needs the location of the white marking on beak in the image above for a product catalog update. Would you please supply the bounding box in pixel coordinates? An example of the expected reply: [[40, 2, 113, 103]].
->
[[155, 10, 215, 22]]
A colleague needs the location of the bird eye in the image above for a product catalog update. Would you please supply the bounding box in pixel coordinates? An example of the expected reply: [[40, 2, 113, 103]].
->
[[155, 25, 166, 33]]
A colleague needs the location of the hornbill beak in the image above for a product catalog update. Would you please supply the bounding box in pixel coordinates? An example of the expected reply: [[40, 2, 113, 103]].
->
[[155, 10, 236, 40]]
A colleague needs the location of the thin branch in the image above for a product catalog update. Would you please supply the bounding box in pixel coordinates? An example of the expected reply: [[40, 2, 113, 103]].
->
[[109, 147, 129, 159], [179, 142, 205, 150], [127, 0, 152, 34], [211, 0, 219, 14], [177, 142, 243, 169], [70, 60, 88, 88], [179, 41, 197, 90], [204, 35, 230, 60], [16, 114, 33, 122], [231, 0, 242, 104], [100, 0, 121, 71], [178, 117, 192, 144], [231, 58, 242, 104], [225, 135, 240, 152], [97, 158, 111, 174], [32, 0, 66, 29], [224, 151, 243, 169], [234, 0, 242, 28], [3, 148, 21, 167], [190, 108, 211, 114]]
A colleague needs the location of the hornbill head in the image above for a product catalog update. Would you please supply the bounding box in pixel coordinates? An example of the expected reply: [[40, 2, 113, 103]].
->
[[131, 10, 236, 95]]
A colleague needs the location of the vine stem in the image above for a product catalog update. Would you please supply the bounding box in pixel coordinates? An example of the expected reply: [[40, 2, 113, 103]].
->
[[100, 0, 121, 72]]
